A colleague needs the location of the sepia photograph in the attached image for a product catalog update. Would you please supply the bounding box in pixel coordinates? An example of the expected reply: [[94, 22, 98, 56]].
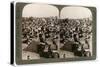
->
[[21, 4, 93, 60]]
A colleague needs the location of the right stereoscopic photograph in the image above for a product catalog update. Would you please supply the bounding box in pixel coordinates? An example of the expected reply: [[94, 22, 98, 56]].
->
[[21, 4, 96, 60]]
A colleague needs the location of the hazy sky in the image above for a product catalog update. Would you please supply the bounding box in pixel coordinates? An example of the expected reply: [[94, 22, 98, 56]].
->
[[60, 6, 92, 19], [22, 4, 92, 19], [22, 4, 59, 17]]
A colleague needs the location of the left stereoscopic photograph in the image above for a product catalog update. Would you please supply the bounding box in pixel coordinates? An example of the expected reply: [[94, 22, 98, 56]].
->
[[11, 2, 96, 65]]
